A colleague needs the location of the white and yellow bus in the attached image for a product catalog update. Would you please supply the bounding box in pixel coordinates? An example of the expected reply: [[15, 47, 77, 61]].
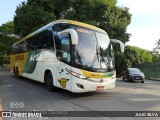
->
[[10, 20, 124, 93]]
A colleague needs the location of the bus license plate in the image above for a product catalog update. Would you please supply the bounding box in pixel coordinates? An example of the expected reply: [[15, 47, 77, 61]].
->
[[97, 86, 104, 90]]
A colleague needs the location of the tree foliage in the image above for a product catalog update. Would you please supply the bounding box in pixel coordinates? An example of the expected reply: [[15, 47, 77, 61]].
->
[[14, 0, 56, 37], [150, 50, 160, 62], [0, 21, 19, 57], [116, 46, 153, 75], [14, 0, 131, 43]]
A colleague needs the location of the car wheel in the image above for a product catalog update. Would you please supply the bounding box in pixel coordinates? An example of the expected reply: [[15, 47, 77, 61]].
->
[[141, 81, 144, 83], [45, 72, 55, 92]]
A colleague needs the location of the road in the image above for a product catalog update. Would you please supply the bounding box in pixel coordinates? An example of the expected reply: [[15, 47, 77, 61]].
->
[[0, 67, 160, 120]]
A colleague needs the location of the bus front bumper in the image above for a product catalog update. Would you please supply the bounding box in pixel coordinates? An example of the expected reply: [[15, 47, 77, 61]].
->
[[71, 77, 116, 93]]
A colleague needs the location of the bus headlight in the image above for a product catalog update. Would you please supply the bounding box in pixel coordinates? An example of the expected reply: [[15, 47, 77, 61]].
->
[[78, 74, 87, 79], [65, 68, 87, 79], [71, 72, 87, 79]]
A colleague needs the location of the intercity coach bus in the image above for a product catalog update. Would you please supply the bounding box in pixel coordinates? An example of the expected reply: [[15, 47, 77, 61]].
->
[[10, 20, 124, 93]]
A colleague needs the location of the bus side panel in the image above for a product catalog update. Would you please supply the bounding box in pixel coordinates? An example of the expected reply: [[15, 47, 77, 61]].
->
[[22, 50, 42, 81], [10, 54, 15, 72], [10, 52, 29, 77], [42, 50, 58, 85], [19, 52, 29, 76]]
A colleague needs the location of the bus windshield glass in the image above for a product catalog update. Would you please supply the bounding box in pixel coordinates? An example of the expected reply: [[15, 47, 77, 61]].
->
[[74, 27, 115, 72]]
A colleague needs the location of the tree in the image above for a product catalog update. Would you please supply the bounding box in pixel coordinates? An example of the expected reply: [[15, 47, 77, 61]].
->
[[150, 50, 160, 62], [55, 0, 131, 43], [116, 46, 153, 75], [150, 39, 160, 62], [14, 0, 131, 43], [0, 21, 18, 57], [14, 0, 56, 37]]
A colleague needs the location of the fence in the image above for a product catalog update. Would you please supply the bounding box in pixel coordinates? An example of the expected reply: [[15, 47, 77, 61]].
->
[[137, 62, 160, 80]]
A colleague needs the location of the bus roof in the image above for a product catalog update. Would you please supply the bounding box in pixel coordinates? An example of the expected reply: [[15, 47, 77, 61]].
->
[[13, 20, 106, 45], [53, 20, 106, 33]]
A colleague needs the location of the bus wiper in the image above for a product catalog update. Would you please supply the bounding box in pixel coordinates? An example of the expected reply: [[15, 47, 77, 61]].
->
[[99, 47, 109, 70], [90, 44, 100, 68]]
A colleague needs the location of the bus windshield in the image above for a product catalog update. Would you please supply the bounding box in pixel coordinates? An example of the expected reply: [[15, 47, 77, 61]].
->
[[74, 27, 115, 72]]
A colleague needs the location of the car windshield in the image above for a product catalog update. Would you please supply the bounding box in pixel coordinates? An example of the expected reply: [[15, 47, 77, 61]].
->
[[129, 68, 141, 73]]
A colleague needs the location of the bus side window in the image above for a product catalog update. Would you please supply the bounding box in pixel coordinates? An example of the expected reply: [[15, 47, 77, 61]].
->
[[41, 30, 54, 49], [13, 45, 18, 54], [16, 44, 21, 53], [61, 37, 71, 63], [20, 41, 28, 52], [34, 33, 43, 50], [52, 23, 70, 52], [27, 38, 34, 51]]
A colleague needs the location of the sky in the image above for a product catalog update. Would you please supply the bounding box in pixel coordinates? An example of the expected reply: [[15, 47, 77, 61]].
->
[[0, 0, 160, 51], [0, 0, 26, 24], [117, 0, 160, 51]]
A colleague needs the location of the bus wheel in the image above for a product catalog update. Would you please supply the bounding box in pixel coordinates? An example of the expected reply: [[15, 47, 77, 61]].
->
[[45, 72, 55, 92], [15, 68, 20, 79], [13, 67, 16, 77]]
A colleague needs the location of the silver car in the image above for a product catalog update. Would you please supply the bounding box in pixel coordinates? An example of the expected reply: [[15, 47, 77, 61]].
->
[[123, 68, 145, 83]]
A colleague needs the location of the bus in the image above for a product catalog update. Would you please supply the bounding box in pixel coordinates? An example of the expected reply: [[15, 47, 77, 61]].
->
[[10, 20, 124, 93]]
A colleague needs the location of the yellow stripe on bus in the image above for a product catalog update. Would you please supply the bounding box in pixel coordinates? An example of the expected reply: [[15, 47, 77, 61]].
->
[[10, 52, 29, 75]]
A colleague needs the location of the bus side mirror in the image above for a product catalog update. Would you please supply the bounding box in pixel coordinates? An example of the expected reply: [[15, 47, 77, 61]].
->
[[110, 39, 125, 53], [58, 29, 78, 45]]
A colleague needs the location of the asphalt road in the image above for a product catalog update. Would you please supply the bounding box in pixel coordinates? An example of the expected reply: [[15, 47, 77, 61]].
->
[[0, 67, 160, 120]]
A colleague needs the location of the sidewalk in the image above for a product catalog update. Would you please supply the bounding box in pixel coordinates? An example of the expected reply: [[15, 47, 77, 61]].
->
[[0, 66, 10, 70], [116, 77, 160, 82], [147, 78, 160, 81]]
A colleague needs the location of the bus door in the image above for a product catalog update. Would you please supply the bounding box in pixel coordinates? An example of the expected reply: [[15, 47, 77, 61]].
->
[[56, 35, 72, 91]]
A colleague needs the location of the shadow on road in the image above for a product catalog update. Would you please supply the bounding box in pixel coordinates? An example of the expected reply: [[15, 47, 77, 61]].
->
[[11, 75, 110, 99]]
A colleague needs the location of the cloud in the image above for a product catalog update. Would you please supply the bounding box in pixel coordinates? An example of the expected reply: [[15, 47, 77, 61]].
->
[[117, 0, 160, 50], [117, 0, 160, 15], [126, 26, 160, 50]]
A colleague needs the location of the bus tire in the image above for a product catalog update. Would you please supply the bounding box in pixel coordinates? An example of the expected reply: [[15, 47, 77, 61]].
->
[[45, 71, 55, 92], [13, 67, 16, 77], [15, 67, 20, 79]]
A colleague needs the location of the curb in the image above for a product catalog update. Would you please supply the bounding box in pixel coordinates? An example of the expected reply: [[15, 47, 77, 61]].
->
[[146, 79, 160, 82]]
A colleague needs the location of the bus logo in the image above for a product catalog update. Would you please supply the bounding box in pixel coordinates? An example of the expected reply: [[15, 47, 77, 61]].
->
[[58, 78, 69, 88], [91, 74, 100, 77]]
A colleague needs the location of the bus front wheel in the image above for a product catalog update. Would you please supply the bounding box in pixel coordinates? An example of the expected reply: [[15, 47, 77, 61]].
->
[[45, 72, 55, 92]]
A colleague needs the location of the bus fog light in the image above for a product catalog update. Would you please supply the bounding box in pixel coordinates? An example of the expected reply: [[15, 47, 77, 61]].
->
[[76, 83, 84, 89]]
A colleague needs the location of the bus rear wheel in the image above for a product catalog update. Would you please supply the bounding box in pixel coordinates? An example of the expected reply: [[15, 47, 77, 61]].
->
[[45, 72, 55, 92], [15, 67, 20, 79]]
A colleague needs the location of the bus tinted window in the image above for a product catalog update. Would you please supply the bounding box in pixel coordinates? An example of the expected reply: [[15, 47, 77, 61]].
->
[[20, 41, 28, 52], [52, 23, 70, 51], [41, 30, 54, 49], [26, 29, 54, 51]]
